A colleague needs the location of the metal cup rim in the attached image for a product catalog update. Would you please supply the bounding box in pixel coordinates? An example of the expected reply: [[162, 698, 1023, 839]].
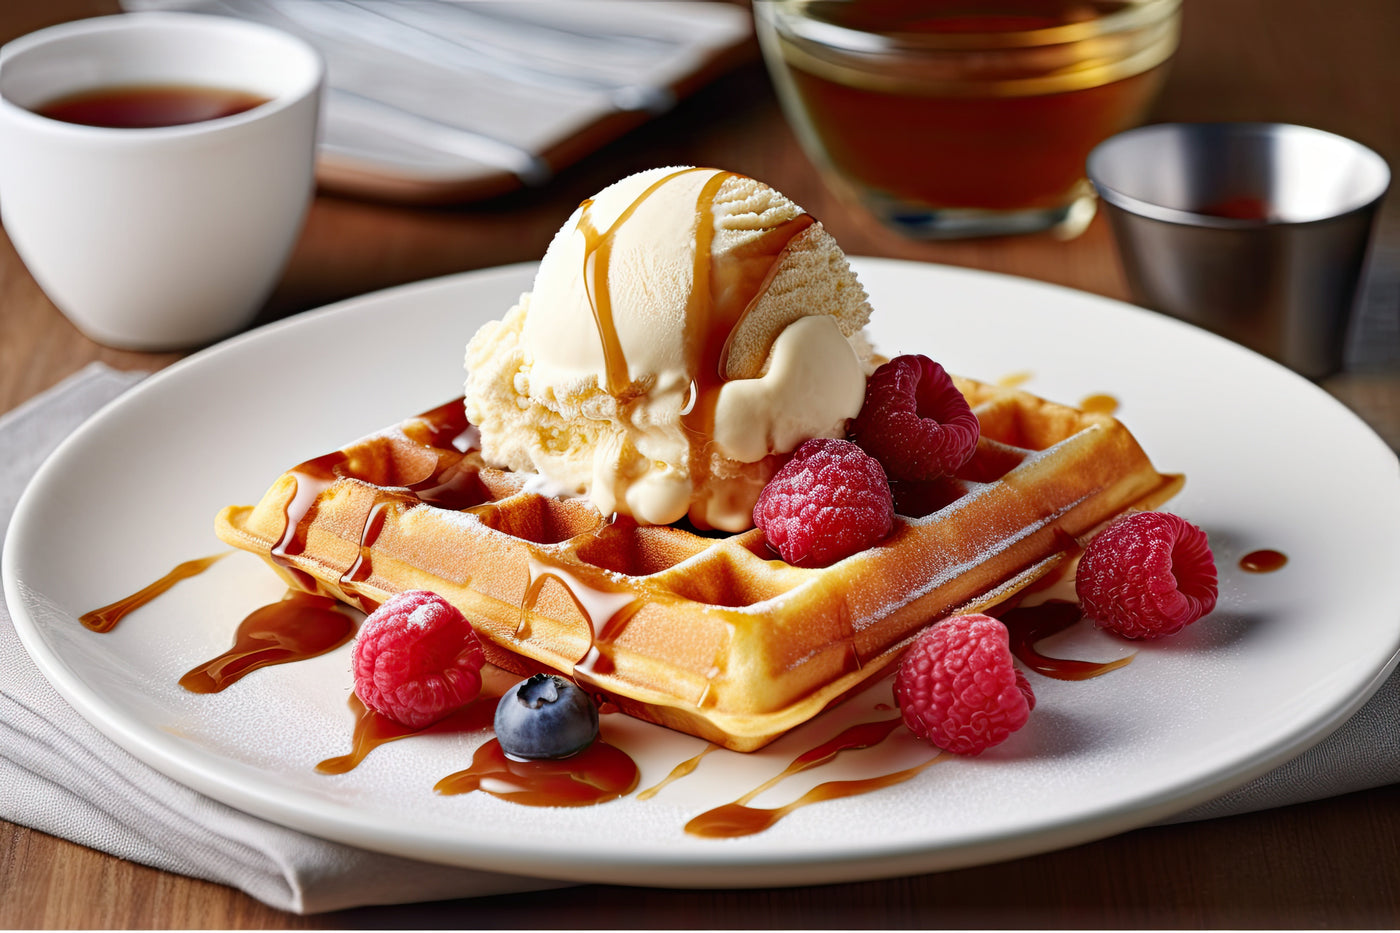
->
[[1087, 121, 1391, 228]]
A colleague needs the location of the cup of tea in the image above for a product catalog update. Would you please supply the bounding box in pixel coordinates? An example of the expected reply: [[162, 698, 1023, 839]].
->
[[1088, 122, 1390, 379], [754, 0, 1180, 239], [0, 12, 323, 350]]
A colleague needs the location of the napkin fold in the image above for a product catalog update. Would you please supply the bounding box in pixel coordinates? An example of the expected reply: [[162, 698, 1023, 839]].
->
[[1, 362, 1398, 913], [0, 364, 560, 913]]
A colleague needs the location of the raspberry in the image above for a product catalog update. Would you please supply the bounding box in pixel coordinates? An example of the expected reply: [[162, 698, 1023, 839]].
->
[[894, 614, 1034, 755], [352, 590, 486, 729], [1075, 512, 1218, 639], [852, 355, 980, 481], [753, 438, 894, 567]]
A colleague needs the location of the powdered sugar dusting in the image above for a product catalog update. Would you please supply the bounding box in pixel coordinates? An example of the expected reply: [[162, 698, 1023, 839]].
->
[[405, 603, 434, 630]]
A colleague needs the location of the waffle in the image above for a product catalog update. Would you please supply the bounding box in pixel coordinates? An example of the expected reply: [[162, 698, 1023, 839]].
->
[[215, 378, 1181, 751]]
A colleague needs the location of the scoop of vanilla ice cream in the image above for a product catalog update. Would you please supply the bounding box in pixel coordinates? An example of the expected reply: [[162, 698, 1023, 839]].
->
[[464, 166, 873, 531]]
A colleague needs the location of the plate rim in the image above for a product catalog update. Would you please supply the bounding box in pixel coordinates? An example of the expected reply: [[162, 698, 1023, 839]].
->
[[6, 258, 1400, 887]]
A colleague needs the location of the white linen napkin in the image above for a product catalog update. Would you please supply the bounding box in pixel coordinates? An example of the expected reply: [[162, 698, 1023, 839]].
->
[[117, 0, 756, 203], [1, 362, 1398, 912], [0, 364, 561, 913]]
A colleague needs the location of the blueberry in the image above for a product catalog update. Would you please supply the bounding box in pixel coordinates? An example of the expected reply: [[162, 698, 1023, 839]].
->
[[494, 673, 599, 760]]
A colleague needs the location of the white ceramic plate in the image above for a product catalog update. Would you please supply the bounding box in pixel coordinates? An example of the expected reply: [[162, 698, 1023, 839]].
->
[[7, 260, 1400, 887]]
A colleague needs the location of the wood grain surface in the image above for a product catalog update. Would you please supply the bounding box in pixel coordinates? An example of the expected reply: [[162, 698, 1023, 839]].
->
[[2, 0, 1398, 926]]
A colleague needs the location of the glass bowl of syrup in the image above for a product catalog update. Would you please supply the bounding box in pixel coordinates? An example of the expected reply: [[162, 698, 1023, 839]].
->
[[754, 0, 1180, 238]]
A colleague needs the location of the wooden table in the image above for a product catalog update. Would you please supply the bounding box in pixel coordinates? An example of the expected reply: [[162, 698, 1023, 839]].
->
[[3, 1, 1398, 927]]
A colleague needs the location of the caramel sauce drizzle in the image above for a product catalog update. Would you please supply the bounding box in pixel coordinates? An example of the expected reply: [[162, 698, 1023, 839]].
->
[[271, 450, 349, 592], [276, 401, 492, 613], [684, 716, 941, 838], [316, 692, 499, 775], [713, 214, 817, 381], [577, 167, 711, 397], [434, 736, 639, 806], [688, 757, 947, 838], [397, 403, 498, 515], [516, 547, 737, 707], [517, 558, 636, 635], [575, 600, 647, 678], [637, 743, 720, 801], [411, 398, 480, 453], [679, 175, 815, 448], [999, 599, 1134, 681], [179, 590, 357, 693], [161, 409, 484, 692], [403, 457, 491, 513], [79, 552, 229, 633], [576, 167, 818, 405], [1078, 393, 1120, 416], [340, 499, 391, 613], [514, 555, 648, 682], [313, 683, 641, 810], [1239, 549, 1288, 573]]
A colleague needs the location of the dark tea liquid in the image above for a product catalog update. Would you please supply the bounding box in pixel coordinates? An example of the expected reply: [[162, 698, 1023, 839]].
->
[[775, 0, 1174, 212], [35, 83, 269, 128]]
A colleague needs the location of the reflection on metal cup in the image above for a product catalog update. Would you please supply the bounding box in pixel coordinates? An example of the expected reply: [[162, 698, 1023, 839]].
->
[[754, 0, 1181, 239], [1088, 122, 1390, 379]]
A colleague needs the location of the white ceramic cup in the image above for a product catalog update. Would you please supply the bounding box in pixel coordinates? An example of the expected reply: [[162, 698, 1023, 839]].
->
[[0, 12, 323, 350]]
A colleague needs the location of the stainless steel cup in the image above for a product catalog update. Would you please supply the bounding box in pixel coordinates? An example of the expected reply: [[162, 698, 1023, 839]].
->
[[1088, 122, 1390, 378]]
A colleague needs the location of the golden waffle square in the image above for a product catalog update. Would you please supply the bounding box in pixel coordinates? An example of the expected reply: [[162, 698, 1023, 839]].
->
[[215, 377, 1180, 751]]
